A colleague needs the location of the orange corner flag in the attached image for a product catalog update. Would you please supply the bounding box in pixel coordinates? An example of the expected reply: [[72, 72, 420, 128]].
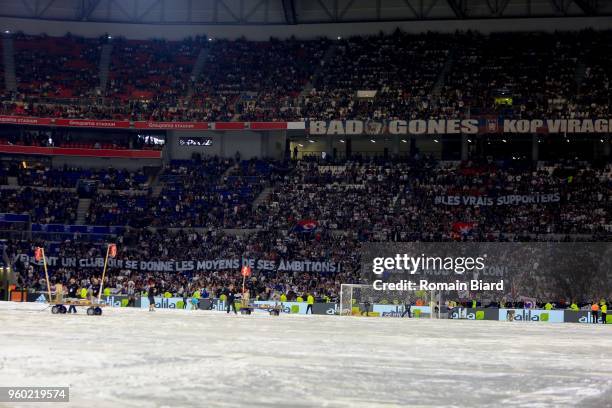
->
[[241, 265, 252, 277], [34, 247, 43, 262]]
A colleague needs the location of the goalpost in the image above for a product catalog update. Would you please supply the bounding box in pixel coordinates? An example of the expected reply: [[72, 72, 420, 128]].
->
[[339, 284, 440, 318]]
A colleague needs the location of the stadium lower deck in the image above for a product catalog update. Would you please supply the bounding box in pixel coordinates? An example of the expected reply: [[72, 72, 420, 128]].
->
[[1, 302, 611, 408]]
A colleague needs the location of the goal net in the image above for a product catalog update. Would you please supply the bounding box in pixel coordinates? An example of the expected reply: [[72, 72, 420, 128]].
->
[[339, 284, 440, 318]]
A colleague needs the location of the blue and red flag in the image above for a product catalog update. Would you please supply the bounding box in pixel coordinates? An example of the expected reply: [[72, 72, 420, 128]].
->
[[293, 219, 318, 233], [452, 221, 474, 236]]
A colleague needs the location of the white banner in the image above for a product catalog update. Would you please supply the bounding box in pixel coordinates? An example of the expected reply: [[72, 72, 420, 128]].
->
[[308, 119, 612, 135], [434, 193, 561, 206], [16, 255, 340, 273]]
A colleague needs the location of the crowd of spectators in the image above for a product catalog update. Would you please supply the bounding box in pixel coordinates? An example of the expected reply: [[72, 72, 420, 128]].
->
[[0, 28, 610, 305], [0, 128, 162, 151], [4, 228, 360, 302], [438, 31, 581, 119], [0, 40, 4, 94], [407, 161, 610, 237], [153, 158, 234, 227], [0, 187, 78, 223], [265, 158, 610, 239], [0, 129, 55, 147], [199, 37, 328, 122], [13, 33, 102, 99], [301, 32, 449, 121], [3, 156, 609, 236], [104, 37, 202, 121], [86, 192, 150, 227], [86, 158, 290, 227], [575, 30, 612, 118], [2, 30, 612, 121], [15, 164, 148, 189], [0, 155, 610, 302]]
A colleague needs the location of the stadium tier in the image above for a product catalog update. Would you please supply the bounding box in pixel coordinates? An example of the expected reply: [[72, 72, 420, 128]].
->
[[1, 158, 610, 299], [0, 30, 611, 122]]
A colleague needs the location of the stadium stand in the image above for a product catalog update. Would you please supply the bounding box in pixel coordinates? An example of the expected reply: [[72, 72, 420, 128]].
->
[[2, 227, 360, 301], [2, 156, 609, 300], [0, 187, 78, 223], [201, 37, 329, 121], [1, 31, 611, 120], [13, 33, 101, 99], [15, 164, 148, 189], [0, 39, 4, 94], [302, 32, 449, 121], [106, 37, 201, 121], [0, 29, 610, 304], [576, 30, 612, 118], [0, 128, 162, 151], [438, 31, 581, 119]]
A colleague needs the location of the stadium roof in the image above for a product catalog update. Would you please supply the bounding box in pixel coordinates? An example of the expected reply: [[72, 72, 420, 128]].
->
[[0, 0, 610, 25]]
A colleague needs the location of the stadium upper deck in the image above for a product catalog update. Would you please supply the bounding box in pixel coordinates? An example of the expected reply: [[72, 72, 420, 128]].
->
[[0, 30, 611, 123]]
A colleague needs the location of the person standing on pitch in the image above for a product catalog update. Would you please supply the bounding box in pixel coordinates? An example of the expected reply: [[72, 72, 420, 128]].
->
[[362, 299, 371, 317], [89, 277, 100, 302], [54, 279, 64, 304], [148, 282, 157, 312], [182, 288, 188, 310], [225, 284, 237, 314], [127, 280, 136, 307], [306, 292, 314, 314], [401, 300, 412, 318], [591, 301, 600, 323], [67, 278, 78, 314], [601, 301, 607, 324]]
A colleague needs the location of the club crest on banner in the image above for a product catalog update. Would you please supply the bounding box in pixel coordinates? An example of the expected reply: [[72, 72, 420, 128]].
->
[[364, 121, 384, 135]]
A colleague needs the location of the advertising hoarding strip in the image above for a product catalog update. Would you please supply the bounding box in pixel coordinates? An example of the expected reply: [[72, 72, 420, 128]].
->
[[1, 115, 611, 134], [54, 119, 131, 129], [134, 121, 209, 130], [20, 294, 603, 322], [213, 122, 246, 130], [0, 145, 161, 159], [0, 115, 53, 125], [250, 122, 288, 130]]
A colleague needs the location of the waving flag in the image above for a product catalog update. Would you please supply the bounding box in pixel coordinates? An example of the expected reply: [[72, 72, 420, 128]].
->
[[241, 265, 252, 277], [293, 219, 318, 233], [34, 247, 43, 262], [452, 222, 475, 235]]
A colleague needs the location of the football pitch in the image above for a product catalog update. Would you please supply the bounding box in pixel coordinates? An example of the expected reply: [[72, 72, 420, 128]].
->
[[1, 302, 611, 408]]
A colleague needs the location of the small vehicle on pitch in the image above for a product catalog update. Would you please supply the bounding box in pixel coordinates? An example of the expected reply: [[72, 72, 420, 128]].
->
[[50, 298, 106, 316], [36, 244, 117, 317]]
